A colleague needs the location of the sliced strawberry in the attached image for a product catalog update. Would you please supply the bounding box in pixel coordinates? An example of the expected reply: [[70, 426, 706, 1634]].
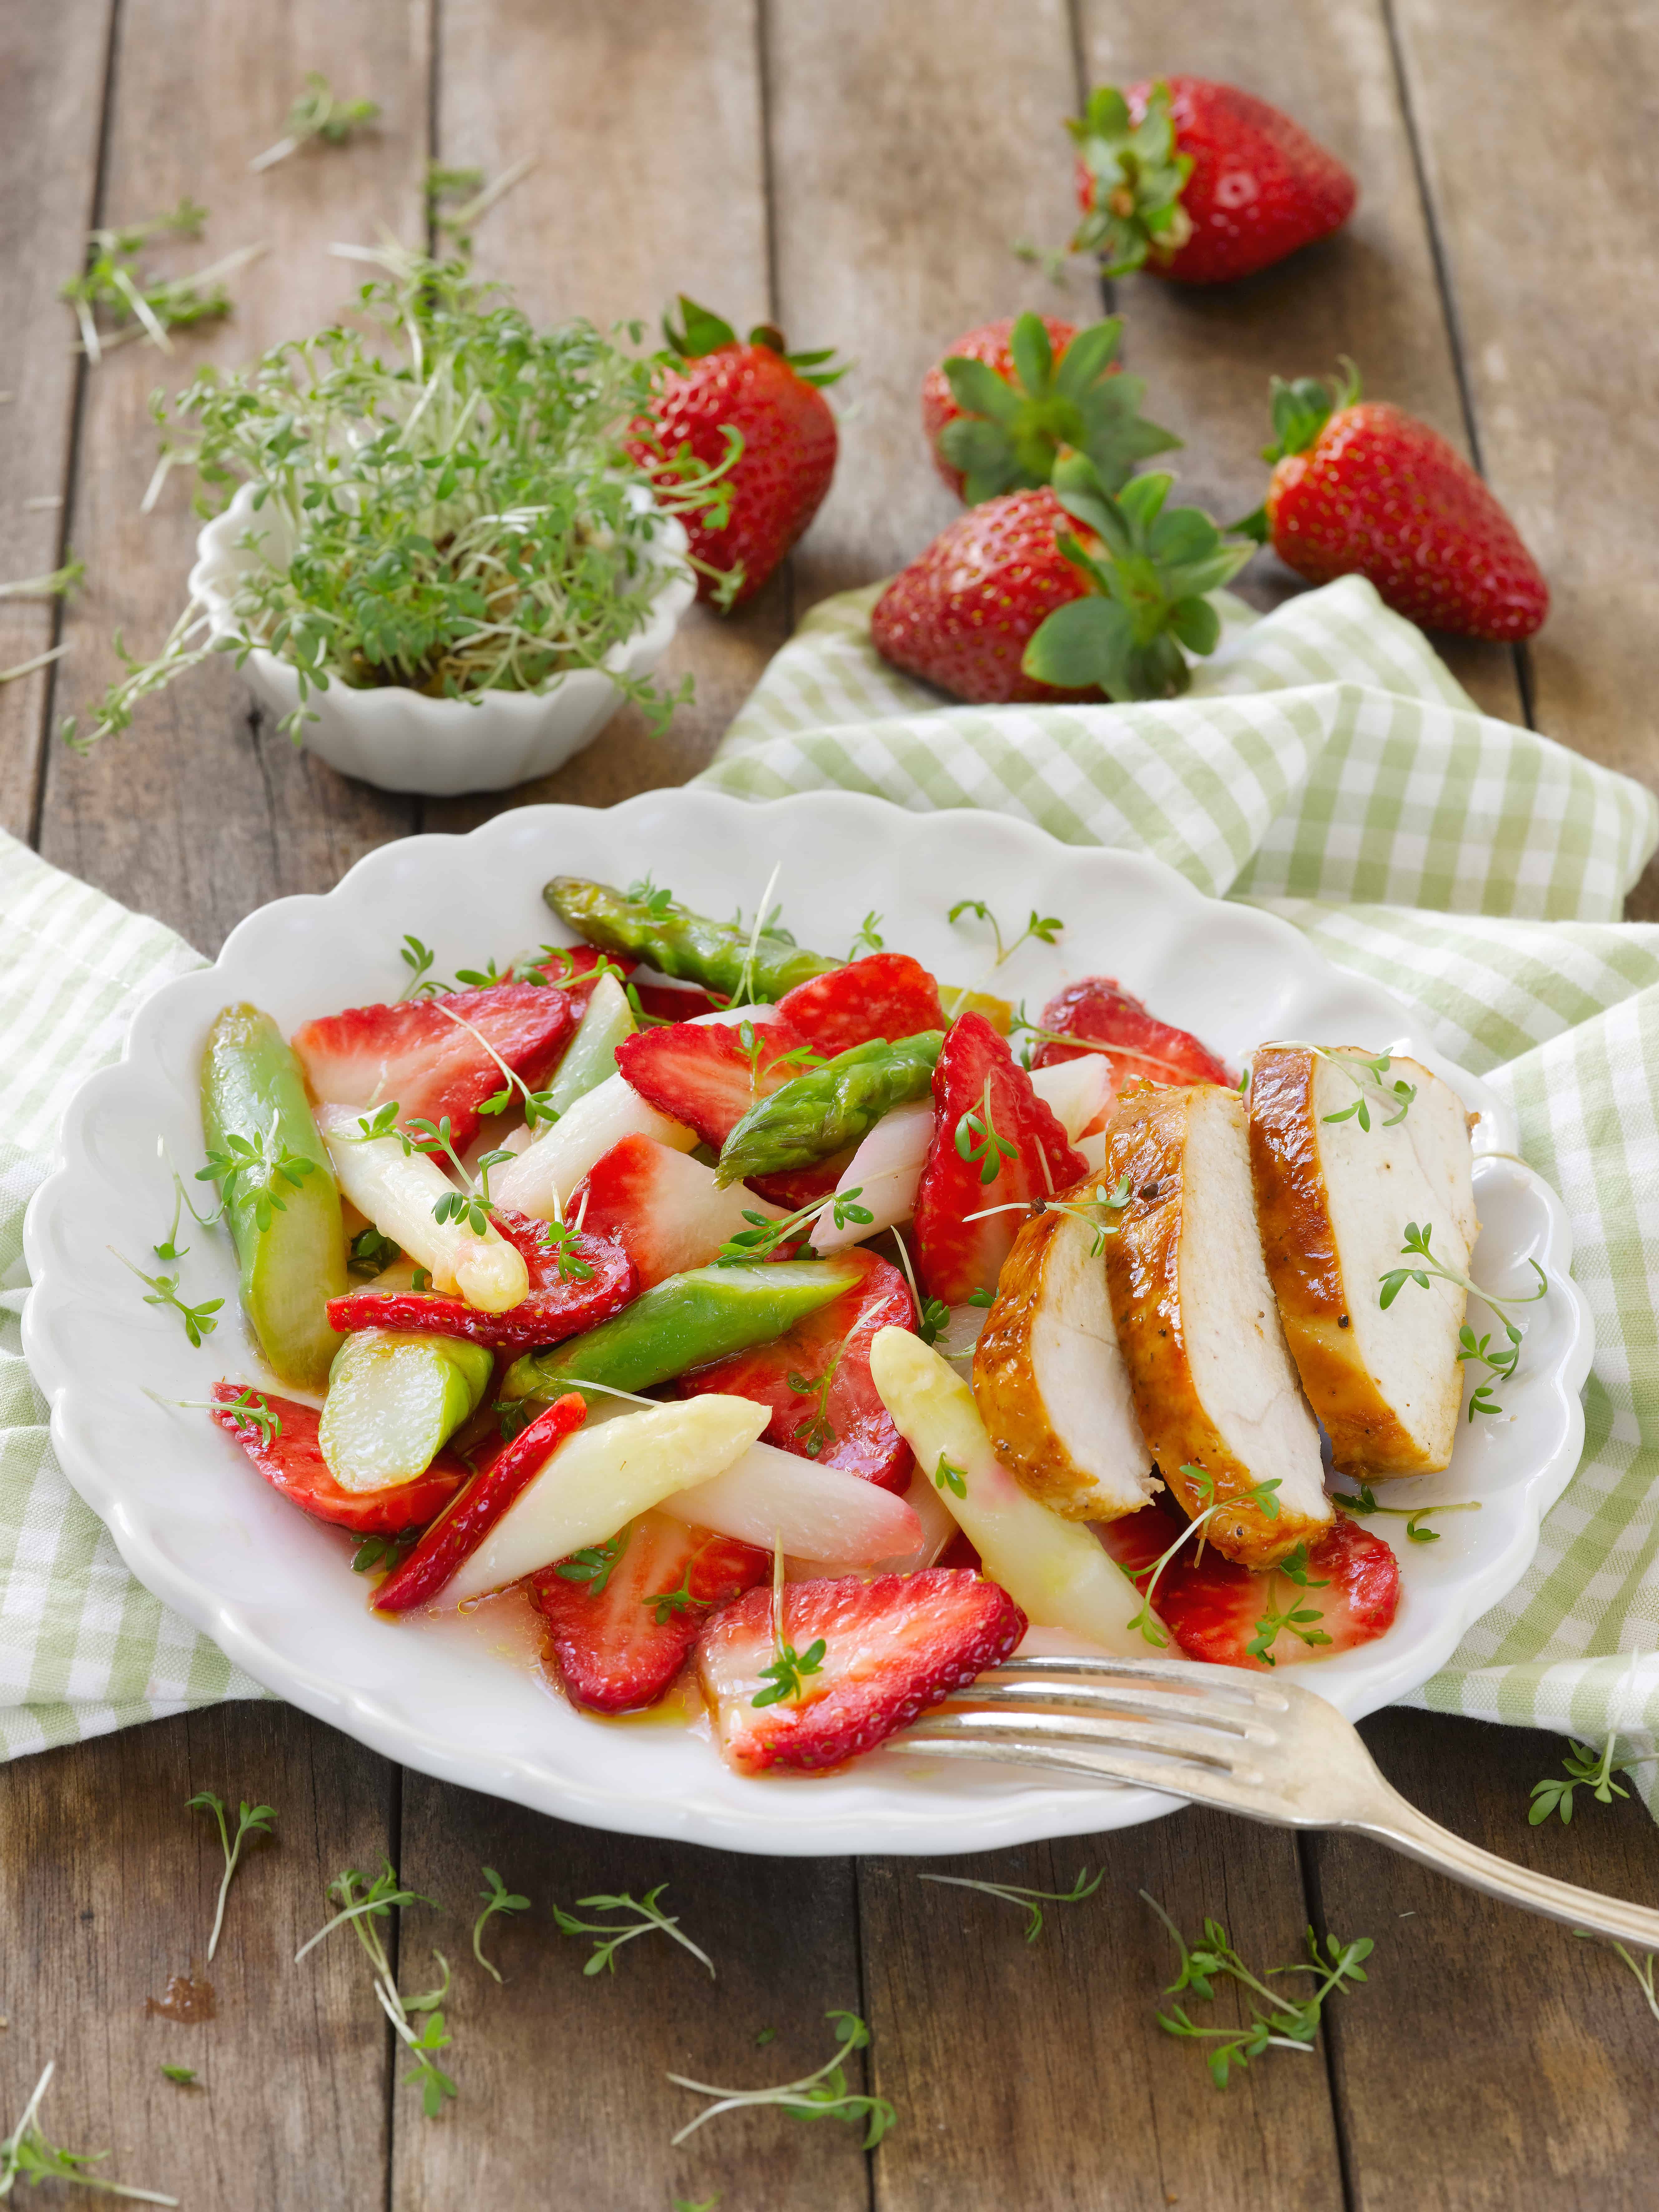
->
[[1098, 1501, 1399, 1670], [675, 1245, 916, 1491], [374, 1392, 587, 1611], [697, 1569, 1027, 1774], [568, 1135, 778, 1289], [326, 1208, 635, 1350], [529, 1507, 768, 1714], [748, 1150, 856, 1215], [777, 954, 946, 1057], [615, 1015, 819, 1148], [293, 983, 575, 1152], [1030, 977, 1232, 1110], [527, 944, 636, 993], [912, 1012, 1086, 1303], [631, 980, 731, 1021], [210, 1383, 464, 1534]]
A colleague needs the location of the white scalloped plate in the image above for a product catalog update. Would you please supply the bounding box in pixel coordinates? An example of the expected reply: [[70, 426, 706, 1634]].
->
[[22, 792, 1593, 1855]]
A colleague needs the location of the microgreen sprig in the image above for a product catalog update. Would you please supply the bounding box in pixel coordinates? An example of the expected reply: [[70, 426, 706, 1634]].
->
[[554, 1527, 630, 1595], [786, 1346, 845, 1458], [1143, 1892, 1372, 2088], [1333, 1484, 1481, 1544], [1578, 1934, 1659, 2026], [919, 1866, 1103, 1944], [472, 1867, 529, 1984], [0, 2062, 178, 2204], [552, 1885, 714, 1979], [60, 200, 263, 368], [351, 1528, 419, 1576], [111, 1249, 223, 1347], [198, 1126, 317, 1231], [296, 1863, 455, 2118], [1125, 1472, 1283, 1647], [752, 1536, 827, 1710], [1530, 1737, 1659, 1826], [1244, 1543, 1332, 1667], [1255, 1041, 1416, 1132], [848, 911, 885, 957], [1380, 1222, 1546, 1418], [954, 1077, 1019, 1188], [932, 1453, 967, 1498], [186, 1792, 275, 1962], [714, 1184, 871, 1265], [668, 2010, 894, 2148], [154, 1386, 282, 1447], [398, 934, 445, 999], [947, 898, 1064, 969], [249, 73, 380, 173]]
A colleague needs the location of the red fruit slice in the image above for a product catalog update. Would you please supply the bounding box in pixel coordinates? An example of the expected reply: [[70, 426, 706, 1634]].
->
[[631, 981, 731, 1021], [293, 983, 575, 1153], [568, 1135, 763, 1290], [676, 1245, 916, 1491], [1029, 977, 1232, 1108], [747, 1151, 856, 1216], [210, 1383, 464, 1534], [374, 1392, 587, 1612], [615, 1015, 820, 1149], [697, 1568, 1027, 1774], [529, 1507, 768, 1714], [1098, 1502, 1399, 1670], [776, 954, 946, 1057], [326, 1208, 636, 1351], [912, 1013, 1086, 1303]]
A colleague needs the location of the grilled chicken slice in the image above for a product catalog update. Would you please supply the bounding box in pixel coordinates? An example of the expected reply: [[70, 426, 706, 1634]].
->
[[972, 1173, 1158, 1521], [1248, 1045, 1477, 1477], [1103, 1083, 1330, 1569]]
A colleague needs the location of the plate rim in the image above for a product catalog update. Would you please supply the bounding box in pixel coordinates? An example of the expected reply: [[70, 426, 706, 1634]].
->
[[21, 789, 1594, 1854]]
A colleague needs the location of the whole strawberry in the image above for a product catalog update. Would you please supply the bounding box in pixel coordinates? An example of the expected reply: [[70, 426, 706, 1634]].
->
[[920, 309, 1178, 504], [871, 459, 1249, 705], [1070, 78, 1356, 285], [633, 297, 842, 606], [1253, 365, 1548, 640]]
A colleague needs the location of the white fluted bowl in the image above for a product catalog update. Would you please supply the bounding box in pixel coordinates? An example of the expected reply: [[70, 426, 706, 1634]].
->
[[188, 483, 695, 797]]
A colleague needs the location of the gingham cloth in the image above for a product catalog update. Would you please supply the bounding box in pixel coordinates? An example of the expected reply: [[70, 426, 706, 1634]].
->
[[3, 572, 1657, 1794]]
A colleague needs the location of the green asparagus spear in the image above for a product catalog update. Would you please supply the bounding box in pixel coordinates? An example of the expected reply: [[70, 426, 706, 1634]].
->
[[499, 1258, 861, 1408], [715, 1031, 944, 1188], [201, 1003, 346, 1390], [544, 876, 842, 1003]]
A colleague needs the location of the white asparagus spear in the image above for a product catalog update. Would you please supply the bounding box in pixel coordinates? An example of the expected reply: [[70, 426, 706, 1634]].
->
[[317, 1103, 528, 1313], [660, 1439, 924, 1563], [444, 1396, 769, 1604], [869, 1327, 1145, 1651], [814, 1056, 1111, 1254]]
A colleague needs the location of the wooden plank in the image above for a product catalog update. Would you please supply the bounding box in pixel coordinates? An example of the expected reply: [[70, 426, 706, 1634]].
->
[[0, 0, 114, 838], [390, 1778, 871, 2209], [1072, 0, 1527, 721], [35, 0, 430, 952], [1312, 1709, 1659, 2210], [862, 1812, 1345, 2211], [1389, 0, 1659, 915], [0, 1704, 395, 2212], [426, 0, 786, 831], [765, 0, 1085, 608]]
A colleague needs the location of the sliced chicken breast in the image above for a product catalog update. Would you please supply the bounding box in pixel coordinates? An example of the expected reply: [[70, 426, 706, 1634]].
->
[[972, 1174, 1158, 1520], [1103, 1083, 1330, 1569], [1248, 1045, 1477, 1477]]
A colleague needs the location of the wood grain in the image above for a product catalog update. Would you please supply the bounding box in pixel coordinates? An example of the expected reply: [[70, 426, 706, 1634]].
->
[[0, 0, 114, 838], [1073, 0, 1526, 722], [1313, 1709, 1659, 2211], [863, 1813, 1346, 2211], [1390, 0, 1659, 917], [34, 0, 430, 953], [765, 0, 1087, 608], [0, 1705, 395, 2212], [426, 0, 787, 831], [391, 1777, 870, 2210]]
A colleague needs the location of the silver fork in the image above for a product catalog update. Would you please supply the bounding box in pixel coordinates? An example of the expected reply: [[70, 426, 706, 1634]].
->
[[887, 1654, 1659, 1949]]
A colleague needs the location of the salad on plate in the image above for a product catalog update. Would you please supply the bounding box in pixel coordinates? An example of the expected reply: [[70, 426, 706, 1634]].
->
[[178, 867, 1522, 1779]]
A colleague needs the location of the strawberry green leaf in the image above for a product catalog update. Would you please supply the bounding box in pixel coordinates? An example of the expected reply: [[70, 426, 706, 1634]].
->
[[1068, 80, 1196, 277], [664, 296, 739, 360]]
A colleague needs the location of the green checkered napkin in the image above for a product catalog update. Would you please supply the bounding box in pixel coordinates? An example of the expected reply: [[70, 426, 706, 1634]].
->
[[3, 571, 1657, 1798]]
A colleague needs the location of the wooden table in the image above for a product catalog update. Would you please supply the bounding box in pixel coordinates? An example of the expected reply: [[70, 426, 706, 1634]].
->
[[4, 4, 1657, 2205]]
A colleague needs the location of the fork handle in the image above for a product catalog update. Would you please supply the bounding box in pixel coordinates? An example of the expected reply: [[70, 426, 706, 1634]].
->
[[1352, 1786, 1659, 1950]]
